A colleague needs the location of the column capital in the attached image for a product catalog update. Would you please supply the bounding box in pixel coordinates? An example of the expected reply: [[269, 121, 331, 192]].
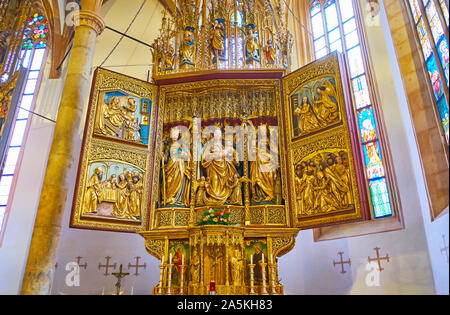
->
[[73, 9, 105, 36]]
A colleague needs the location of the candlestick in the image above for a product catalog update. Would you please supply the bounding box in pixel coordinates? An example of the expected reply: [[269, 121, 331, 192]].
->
[[158, 257, 165, 295], [270, 262, 278, 295], [248, 264, 256, 295], [167, 263, 173, 295], [260, 262, 268, 295], [180, 265, 185, 295]]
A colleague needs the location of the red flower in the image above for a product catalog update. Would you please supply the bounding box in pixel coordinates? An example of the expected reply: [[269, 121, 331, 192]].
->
[[216, 211, 221, 216]]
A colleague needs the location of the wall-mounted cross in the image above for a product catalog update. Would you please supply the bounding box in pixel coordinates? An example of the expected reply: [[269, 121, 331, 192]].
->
[[440, 234, 449, 263], [368, 247, 390, 272], [76, 256, 87, 270], [128, 256, 146, 276], [333, 251, 351, 274], [98, 256, 116, 276]]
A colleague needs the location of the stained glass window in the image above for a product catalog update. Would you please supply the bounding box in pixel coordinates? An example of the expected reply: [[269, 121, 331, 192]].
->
[[407, 0, 449, 144], [310, 0, 393, 218], [0, 13, 47, 234]]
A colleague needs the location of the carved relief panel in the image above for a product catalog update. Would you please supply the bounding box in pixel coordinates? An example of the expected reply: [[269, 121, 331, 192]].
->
[[70, 68, 157, 232], [283, 53, 370, 228]]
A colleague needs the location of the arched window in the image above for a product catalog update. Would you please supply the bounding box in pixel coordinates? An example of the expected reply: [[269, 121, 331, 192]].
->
[[310, 0, 393, 219], [406, 0, 449, 144], [0, 12, 49, 234]]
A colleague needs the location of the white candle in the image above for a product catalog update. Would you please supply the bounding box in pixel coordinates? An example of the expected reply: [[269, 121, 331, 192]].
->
[[250, 254, 253, 264], [130, 287, 134, 295], [182, 254, 184, 265], [270, 254, 273, 264], [262, 253, 265, 264], [169, 253, 172, 264]]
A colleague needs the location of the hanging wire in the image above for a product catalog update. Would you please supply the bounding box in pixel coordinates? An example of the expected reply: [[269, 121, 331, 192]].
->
[[280, 0, 331, 51], [281, 0, 314, 38], [99, 0, 147, 67]]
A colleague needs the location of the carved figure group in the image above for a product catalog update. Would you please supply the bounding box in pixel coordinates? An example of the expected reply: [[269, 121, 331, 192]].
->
[[293, 80, 339, 136], [83, 166, 143, 220], [98, 96, 141, 142], [295, 151, 352, 216]]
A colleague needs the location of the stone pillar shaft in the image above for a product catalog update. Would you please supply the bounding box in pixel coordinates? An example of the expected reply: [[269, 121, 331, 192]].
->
[[20, 7, 104, 295]]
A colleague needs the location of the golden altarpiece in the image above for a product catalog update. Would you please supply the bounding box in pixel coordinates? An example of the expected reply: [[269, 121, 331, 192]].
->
[[70, 0, 370, 295]]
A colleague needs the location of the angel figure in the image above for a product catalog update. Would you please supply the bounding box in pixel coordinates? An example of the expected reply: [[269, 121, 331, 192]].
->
[[314, 80, 339, 125]]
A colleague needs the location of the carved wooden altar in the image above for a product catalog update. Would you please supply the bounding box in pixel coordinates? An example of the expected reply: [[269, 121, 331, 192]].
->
[[71, 0, 371, 295]]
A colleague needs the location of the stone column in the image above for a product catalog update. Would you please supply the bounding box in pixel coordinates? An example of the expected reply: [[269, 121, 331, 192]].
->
[[20, 1, 104, 295]]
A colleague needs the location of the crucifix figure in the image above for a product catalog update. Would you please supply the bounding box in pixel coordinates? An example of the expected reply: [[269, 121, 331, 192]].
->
[[111, 264, 130, 295]]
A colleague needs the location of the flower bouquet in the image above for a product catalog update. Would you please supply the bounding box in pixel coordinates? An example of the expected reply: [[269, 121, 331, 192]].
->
[[197, 209, 233, 226]]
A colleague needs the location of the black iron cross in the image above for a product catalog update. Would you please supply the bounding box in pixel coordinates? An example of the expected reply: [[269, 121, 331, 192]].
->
[[128, 256, 146, 276], [333, 251, 351, 274], [98, 256, 116, 276], [76, 256, 87, 270], [441, 235, 449, 263], [368, 247, 390, 272]]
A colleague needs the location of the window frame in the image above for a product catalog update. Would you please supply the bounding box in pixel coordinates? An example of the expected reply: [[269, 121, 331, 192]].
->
[[308, 0, 405, 239], [405, 0, 450, 145], [0, 46, 49, 246]]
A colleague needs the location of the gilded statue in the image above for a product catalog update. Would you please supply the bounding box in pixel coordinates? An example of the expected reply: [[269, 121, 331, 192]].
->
[[165, 45, 175, 71], [249, 127, 278, 203], [323, 154, 350, 207], [128, 173, 143, 219], [123, 98, 140, 141], [264, 39, 276, 65], [161, 130, 192, 207], [228, 174, 243, 205], [244, 24, 260, 64], [190, 247, 200, 283], [98, 96, 124, 136], [314, 81, 339, 125], [180, 27, 196, 68], [230, 248, 243, 285], [201, 129, 239, 206], [111, 174, 131, 219], [294, 96, 321, 135], [195, 176, 210, 205], [211, 19, 226, 63], [313, 164, 339, 212], [83, 167, 105, 214]]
